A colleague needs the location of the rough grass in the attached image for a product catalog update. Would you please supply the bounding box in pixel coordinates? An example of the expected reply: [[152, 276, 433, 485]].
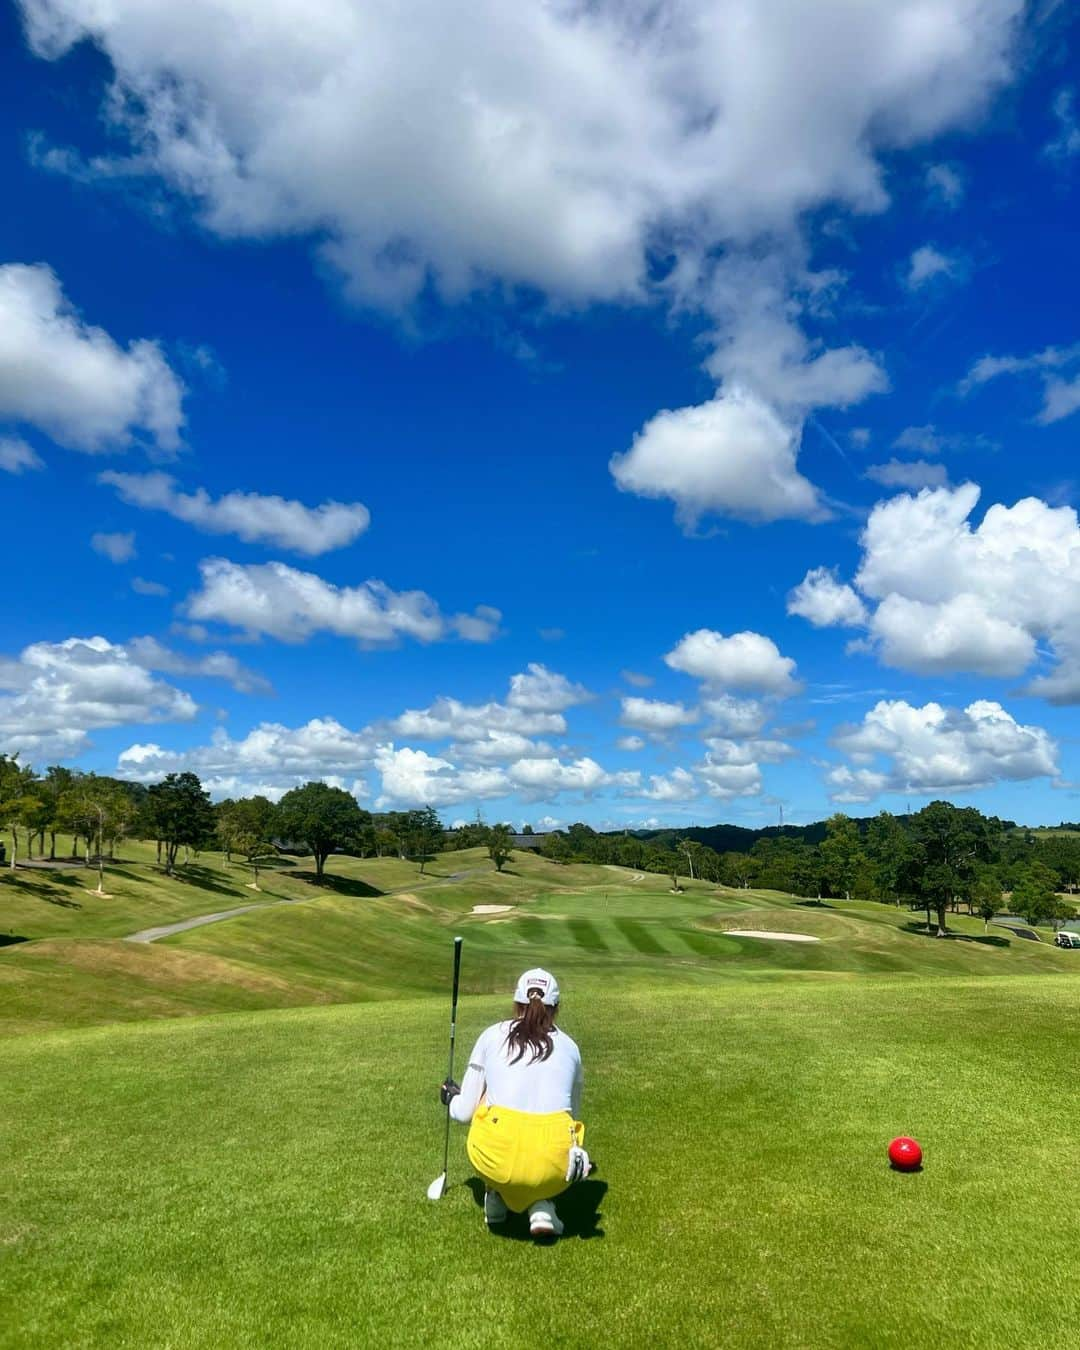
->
[[4, 978, 1079, 1348]]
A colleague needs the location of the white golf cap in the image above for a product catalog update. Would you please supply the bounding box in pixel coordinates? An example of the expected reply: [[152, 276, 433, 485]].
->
[[513, 968, 560, 1006]]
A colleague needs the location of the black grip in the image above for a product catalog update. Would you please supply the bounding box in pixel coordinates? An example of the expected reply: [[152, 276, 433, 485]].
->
[[451, 935, 463, 1012]]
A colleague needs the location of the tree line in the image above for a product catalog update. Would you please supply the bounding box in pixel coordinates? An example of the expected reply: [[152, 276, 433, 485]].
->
[[527, 804, 1080, 936], [0, 754, 446, 888]]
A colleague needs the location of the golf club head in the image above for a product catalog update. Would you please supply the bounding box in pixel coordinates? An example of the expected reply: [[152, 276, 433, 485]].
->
[[426, 1172, 447, 1201]]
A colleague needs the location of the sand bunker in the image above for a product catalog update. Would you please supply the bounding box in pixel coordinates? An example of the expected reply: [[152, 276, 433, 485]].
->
[[724, 929, 820, 943], [471, 904, 514, 915]]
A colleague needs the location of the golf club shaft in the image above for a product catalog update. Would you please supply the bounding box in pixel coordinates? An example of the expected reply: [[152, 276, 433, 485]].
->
[[439, 936, 464, 1178]]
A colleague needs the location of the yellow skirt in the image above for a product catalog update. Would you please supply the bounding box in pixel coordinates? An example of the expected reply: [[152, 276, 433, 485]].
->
[[466, 1103, 586, 1213]]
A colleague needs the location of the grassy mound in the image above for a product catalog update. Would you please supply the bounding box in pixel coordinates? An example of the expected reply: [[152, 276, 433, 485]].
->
[[4, 977, 1078, 1347], [3, 846, 1077, 1034]]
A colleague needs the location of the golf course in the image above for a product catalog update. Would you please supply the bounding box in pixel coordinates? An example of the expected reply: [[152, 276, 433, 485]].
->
[[3, 843, 1079, 1348]]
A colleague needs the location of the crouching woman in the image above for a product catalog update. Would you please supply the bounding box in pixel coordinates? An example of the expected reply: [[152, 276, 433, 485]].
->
[[441, 968, 589, 1238]]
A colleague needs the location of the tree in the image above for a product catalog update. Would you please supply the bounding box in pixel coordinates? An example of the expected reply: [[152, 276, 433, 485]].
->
[[540, 831, 571, 864], [277, 781, 369, 881], [234, 830, 275, 891], [145, 773, 216, 876], [374, 828, 398, 858], [971, 867, 1003, 932], [910, 801, 989, 937], [486, 823, 513, 872], [820, 814, 866, 901], [403, 806, 443, 875], [1011, 862, 1062, 928], [215, 799, 241, 861], [866, 812, 917, 905], [63, 778, 136, 895], [0, 754, 38, 870]]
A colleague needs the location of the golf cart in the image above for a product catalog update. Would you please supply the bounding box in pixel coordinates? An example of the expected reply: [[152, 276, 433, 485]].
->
[[1054, 930, 1080, 949]]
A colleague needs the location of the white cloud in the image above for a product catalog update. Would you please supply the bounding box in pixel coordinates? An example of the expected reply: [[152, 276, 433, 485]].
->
[[905, 244, 958, 289], [22, 0, 1024, 313], [131, 577, 169, 597], [865, 458, 949, 490], [697, 257, 888, 415], [611, 387, 827, 528], [507, 663, 591, 713], [0, 635, 197, 758], [119, 717, 376, 798], [665, 629, 801, 697], [375, 746, 511, 809], [0, 263, 183, 452], [925, 162, 965, 207], [637, 768, 699, 802], [827, 698, 1059, 801], [959, 343, 1080, 425], [124, 635, 272, 695], [616, 735, 646, 752], [507, 755, 639, 802], [849, 428, 872, 448], [621, 670, 654, 689], [787, 567, 868, 629], [0, 437, 43, 474], [1039, 376, 1080, 425], [790, 482, 1080, 698], [696, 756, 763, 801], [91, 530, 136, 563], [619, 696, 698, 734], [699, 694, 769, 738], [24, 1, 1019, 533], [183, 557, 501, 646], [386, 667, 585, 757], [99, 470, 371, 556], [1045, 88, 1080, 161]]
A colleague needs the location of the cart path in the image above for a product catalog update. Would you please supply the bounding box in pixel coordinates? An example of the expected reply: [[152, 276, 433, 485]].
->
[[124, 862, 498, 943], [125, 899, 300, 943]]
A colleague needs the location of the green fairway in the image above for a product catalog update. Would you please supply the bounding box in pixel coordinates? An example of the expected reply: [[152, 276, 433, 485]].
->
[[4, 977, 1079, 1348], [4, 847, 1080, 1346]]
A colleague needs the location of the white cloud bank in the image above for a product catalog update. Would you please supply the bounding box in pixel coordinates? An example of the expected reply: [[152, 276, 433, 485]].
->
[[22, 0, 1026, 528], [0, 263, 183, 452], [788, 483, 1080, 702], [183, 558, 501, 646], [826, 698, 1059, 802], [0, 636, 197, 758], [21, 0, 1024, 310], [99, 471, 371, 556]]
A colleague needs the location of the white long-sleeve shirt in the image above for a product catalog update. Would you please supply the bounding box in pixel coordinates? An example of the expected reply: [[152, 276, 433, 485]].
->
[[449, 1020, 583, 1123]]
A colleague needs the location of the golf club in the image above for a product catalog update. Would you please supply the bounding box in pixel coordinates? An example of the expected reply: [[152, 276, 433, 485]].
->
[[427, 935, 463, 1200]]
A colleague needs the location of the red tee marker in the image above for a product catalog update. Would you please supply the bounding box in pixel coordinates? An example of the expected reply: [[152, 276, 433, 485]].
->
[[888, 1136, 923, 1171]]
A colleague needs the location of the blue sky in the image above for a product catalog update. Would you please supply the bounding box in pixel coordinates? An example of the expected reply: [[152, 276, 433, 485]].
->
[[2, 0, 1080, 828]]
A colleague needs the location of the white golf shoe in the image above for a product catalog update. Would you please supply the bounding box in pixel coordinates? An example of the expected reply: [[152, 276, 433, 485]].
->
[[484, 1190, 508, 1227], [528, 1201, 564, 1238]]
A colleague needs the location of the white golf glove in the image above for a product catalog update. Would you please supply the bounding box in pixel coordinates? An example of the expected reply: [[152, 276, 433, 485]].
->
[[566, 1145, 592, 1184]]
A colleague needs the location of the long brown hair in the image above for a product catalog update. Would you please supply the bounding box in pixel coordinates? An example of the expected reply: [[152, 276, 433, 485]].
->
[[505, 987, 557, 1065]]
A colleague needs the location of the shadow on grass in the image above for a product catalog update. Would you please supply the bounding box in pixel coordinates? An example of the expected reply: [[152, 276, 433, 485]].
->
[[465, 1176, 607, 1242], [0, 934, 29, 947], [38, 891, 83, 909], [169, 867, 242, 898], [796, 899, 833, 908], [900, 922, 1011, 947], [292, 871, 384, 898]]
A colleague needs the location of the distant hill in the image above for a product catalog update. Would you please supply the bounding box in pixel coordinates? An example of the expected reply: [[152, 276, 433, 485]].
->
[[611, 810, 1030, 852]]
